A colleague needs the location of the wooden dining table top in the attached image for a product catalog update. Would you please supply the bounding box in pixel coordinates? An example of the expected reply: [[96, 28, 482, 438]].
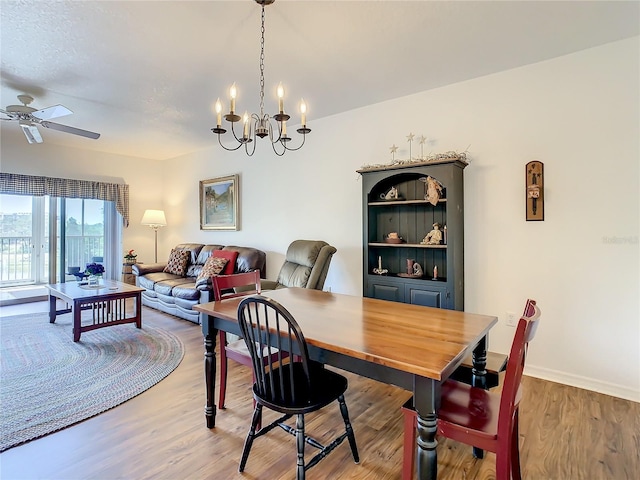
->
[[194, 287, 498, 382]]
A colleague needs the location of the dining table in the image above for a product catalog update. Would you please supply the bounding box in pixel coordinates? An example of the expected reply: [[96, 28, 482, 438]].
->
[[194, 287, 497, 480]]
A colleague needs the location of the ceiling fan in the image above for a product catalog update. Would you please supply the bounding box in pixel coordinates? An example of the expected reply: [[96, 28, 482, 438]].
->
[[0, 94, 100, 144]]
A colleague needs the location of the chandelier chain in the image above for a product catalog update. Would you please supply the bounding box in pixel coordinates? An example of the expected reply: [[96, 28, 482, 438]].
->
[[259, 3, 266, 117]]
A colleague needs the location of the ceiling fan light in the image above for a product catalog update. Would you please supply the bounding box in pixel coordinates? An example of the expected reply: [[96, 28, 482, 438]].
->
[[19, 122, 43, 144]]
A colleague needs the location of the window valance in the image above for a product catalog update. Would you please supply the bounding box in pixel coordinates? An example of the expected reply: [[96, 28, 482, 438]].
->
[[0, 172, 130, 227]]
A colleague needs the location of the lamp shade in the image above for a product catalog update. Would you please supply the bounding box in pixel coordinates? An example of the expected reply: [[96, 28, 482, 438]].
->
[[141, 209, 167, 227]]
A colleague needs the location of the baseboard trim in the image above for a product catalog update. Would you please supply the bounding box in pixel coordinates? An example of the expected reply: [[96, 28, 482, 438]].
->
[[525, 365, 640, 403], [0, 295, 48, 307]]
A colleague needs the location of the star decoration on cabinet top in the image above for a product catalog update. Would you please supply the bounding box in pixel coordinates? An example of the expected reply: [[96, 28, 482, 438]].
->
[[389, 144, 399, 161]]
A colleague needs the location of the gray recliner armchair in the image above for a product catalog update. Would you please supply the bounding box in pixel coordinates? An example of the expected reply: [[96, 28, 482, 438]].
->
[[262, 240, 337, 291]]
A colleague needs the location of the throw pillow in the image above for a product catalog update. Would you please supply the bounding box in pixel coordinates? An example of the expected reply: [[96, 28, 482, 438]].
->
[[163, 249, 190, 276], [213, 249, 238, 275], [196, 256, 229, 282]]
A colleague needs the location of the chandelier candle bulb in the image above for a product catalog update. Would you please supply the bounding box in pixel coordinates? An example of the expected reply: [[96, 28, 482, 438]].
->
[[281, 121, 287, 135], [300, 99, 307, 126], [243, 112, 250, 138], [277, 83, 284, 113], [230, 83, 237, 113], [215, 99, 222, 127]]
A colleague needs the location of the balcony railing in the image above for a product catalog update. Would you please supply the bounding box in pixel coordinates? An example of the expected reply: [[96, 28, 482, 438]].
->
[[0, 235, 103, 285]]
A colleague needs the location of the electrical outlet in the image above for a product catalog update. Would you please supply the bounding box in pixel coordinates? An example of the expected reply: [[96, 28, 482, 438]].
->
[[506, 311, 517, 327]]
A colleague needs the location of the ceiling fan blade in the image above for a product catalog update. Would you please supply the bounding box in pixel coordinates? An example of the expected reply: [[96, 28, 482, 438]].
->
[[41, 121, 100, 140], [20, 122, 43, 144], [32, 104, 73, 121]]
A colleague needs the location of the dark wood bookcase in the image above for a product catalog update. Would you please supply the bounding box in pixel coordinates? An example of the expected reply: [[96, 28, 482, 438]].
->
[[358, 158, 467, 310]]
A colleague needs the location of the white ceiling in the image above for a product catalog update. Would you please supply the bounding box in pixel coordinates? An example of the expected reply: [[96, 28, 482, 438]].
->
[[1, 0, 638, 161]]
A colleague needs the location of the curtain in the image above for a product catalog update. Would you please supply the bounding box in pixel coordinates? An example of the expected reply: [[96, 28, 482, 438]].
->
[[0, 173, 130, 227], [104, 202, 123, 281]]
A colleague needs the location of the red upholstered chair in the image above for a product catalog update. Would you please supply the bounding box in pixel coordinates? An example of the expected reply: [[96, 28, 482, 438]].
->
[[213, 270, 261, 409], [213, 270, 291, 410], [401, 299, 541, 480]]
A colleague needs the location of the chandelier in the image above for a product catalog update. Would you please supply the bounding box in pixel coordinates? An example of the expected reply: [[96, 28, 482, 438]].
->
[[212, 0, 310, 156]]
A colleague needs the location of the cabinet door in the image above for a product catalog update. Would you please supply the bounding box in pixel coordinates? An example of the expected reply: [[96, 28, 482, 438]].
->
[[405, 283, 448, 309], [367, 276, 405, 302]]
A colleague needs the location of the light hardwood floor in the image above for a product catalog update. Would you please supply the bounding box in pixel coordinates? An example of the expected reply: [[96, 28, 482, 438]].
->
[[0, 302, 638, 480]]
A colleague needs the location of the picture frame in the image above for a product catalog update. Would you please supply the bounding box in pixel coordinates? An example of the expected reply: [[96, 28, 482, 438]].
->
[[199, 174, 239, 230]]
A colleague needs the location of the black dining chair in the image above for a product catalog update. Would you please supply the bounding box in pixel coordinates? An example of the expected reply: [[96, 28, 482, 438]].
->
[[237, 295, 359, 480]]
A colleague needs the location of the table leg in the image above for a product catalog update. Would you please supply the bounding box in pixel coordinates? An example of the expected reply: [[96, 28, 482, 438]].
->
[[471, 335, 488, 459], [134, 292, 142, 329], [73, 300, 82, 342], [471, 335, 488, 389], [204, 326, 218, 428], [49, 294, 57, 324], [414, 376, 439, 480]]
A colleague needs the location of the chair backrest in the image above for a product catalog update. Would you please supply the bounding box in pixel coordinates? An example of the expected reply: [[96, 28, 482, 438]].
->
[[497, 299, 541, 437], [276, 240, 337, 290], [238, 295, 312, 405], [212, 270, 261, 301]]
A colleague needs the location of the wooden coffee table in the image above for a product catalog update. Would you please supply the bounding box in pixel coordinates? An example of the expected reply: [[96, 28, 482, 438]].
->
[[47, 280, 144, 342]]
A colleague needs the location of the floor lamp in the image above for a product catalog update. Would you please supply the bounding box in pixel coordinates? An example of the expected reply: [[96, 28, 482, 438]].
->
[[141, 209, 167, 263]]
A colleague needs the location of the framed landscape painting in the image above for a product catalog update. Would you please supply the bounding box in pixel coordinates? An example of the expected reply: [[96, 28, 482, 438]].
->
[[199, 174, 239, 230]]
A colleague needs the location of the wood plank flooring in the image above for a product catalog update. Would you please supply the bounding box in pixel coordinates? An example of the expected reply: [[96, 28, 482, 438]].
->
[[1, 303, 638, 480]]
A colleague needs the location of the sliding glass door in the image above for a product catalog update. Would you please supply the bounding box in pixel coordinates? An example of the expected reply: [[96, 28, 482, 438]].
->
[[0, 194, 50, 286], [1, 194, 117, 287], [60, 198, 105, 279]]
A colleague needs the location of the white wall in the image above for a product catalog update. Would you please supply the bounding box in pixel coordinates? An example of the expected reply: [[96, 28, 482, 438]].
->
[[2, 37, 638, 401]]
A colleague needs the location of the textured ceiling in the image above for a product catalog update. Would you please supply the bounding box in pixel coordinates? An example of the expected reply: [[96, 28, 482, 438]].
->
[[1, 0, 638, 160]]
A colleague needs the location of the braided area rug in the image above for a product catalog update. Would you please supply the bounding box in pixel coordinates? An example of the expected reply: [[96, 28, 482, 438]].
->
[[0, 311, 184, 452]]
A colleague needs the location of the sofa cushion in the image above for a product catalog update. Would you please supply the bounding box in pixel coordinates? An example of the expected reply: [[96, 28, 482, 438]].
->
[[164, 249, 190, 276], [213, 250, 238, 275], [138, 272, 182, 290], [224, 246, 265, 275], [173, 243, 205, 264], [195, 245, 225, 265], [154, 278, 194, 296], [197, 256, 228, 282], [172, 282, 201, 301]]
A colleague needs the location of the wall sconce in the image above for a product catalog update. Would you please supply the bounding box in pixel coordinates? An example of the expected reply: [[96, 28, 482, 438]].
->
[[526, 161, 544, 221], [141, 209, 167, 262]]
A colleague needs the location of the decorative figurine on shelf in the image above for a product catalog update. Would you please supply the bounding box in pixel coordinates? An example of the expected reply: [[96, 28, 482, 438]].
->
[[124, 249, 137, 265], [432, 265, 438, 280], [406, 258, 414, 275], [373, 255, 388, 275], [421, 223, 443, 245], [419, 176, 444, 206], [380, 186, 399, 200], [413, 262, 423, 276]]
